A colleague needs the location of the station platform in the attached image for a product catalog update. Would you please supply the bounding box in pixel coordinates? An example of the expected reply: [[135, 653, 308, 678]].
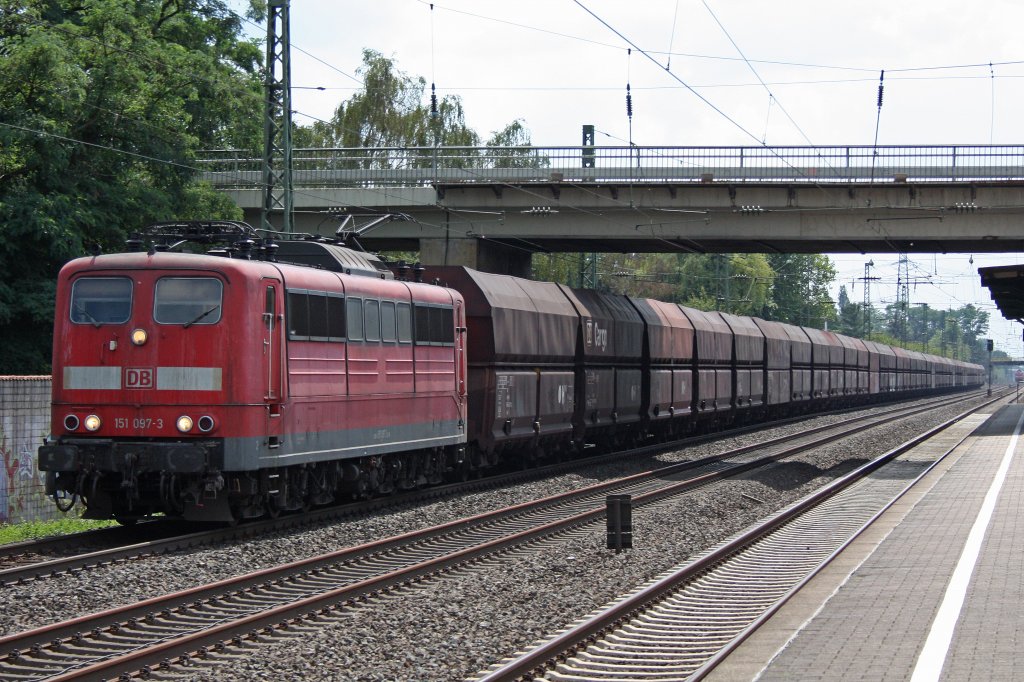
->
[[708, 400, 1024, 682]]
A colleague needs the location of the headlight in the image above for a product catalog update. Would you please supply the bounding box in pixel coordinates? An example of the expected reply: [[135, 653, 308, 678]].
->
[[130, 328, 148, 346], [84, 415, 102, 432], [176, 415, 194, 433], [64, 414, 80, 431], [197, 415, 215, 433]]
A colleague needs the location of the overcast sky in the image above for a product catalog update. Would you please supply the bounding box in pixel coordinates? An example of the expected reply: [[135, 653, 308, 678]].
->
[[237, 0, 1024, 354]]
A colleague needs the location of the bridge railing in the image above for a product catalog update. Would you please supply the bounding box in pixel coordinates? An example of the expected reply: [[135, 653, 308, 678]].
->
[[198, 144, 1024, 189]]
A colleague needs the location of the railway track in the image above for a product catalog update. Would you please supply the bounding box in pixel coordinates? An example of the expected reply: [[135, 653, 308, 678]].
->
[[0, 391, 983, 588], [0, 391, 994, 681], [473, 394, 1004, 681], [0, 523, 165, 574]]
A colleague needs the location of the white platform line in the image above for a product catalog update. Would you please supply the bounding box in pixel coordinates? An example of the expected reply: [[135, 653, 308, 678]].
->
[[910, 407, 1024, 682]]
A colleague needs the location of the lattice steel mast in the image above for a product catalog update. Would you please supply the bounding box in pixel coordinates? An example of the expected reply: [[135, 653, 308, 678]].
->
[[262, 0, 293, 233], [859, 260, 879, 338], [896, 253, 910, 344]]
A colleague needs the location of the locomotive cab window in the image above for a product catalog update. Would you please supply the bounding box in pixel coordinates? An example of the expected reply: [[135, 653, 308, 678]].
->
[[154, 278, 223, 325], [70, 277, 132, 325]]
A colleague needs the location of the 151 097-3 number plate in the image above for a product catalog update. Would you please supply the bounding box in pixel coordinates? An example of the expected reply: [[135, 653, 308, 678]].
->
[[114, 417, 164, 429]]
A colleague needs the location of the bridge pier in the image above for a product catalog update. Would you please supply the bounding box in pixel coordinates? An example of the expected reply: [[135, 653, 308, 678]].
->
[[419, 236, 531, 277]]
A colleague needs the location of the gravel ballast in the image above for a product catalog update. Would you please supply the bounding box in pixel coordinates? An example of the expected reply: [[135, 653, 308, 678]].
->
[[0, 396, 994, 680]]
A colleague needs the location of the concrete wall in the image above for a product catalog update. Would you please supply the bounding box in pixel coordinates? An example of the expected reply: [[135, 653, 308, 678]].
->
[[0, 377, 58, 524]]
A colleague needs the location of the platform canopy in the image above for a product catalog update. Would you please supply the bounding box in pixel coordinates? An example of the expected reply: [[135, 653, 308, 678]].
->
[[979, 264, 1024, 323]]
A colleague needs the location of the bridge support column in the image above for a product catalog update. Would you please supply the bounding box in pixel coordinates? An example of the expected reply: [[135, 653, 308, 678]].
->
[[419, 237, 531, 278]]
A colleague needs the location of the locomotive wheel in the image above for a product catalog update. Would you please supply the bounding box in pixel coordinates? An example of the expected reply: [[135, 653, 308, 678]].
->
[[53, 491, 77, 513], [265, 497, 282, 519]]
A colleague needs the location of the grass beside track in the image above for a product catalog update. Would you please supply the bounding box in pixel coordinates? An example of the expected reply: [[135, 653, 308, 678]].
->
[[0, 518, 117, 546]]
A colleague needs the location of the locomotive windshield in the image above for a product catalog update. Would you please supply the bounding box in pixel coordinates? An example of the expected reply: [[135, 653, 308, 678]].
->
[[70, 277, 132, 325], [154, 277, 223, 325]]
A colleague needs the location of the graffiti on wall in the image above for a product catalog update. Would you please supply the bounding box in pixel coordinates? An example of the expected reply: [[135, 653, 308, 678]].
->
[[0, 425, 53, 524]]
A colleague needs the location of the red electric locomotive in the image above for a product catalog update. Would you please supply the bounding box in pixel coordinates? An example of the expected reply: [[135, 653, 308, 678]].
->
[[39, 222, 467, 523]]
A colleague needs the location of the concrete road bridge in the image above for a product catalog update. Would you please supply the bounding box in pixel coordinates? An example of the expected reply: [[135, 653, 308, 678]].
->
[[201, 144, 1024, 276]]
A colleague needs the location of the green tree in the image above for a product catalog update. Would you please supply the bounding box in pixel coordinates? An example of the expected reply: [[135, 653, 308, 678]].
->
[[0, 0, 264, 372], [835, 285, 864, 336], [682, 253, 772, 316], [295, 49, 539, 175], [599, 253, 683, 301], [760, 254, 837, 327], [297, 49, 483, 170], [532, 252, 582, 289], [486, 118, 543, 169], [877, 303, 988, 360]]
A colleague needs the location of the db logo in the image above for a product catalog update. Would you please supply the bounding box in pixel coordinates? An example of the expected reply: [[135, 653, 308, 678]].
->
[[125, 368, 154, 389]]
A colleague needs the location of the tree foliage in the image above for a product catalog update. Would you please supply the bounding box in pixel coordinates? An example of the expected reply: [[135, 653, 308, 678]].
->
[[295, 49, 536, 172], [875, 301, 990, 361], [834, 296, 990, 362], [834, 285, 865, 336], [296, 48, 481, 152], [0, 0, 264, 372], [759, 254, 836, 328], [535, 251, 833, 322]]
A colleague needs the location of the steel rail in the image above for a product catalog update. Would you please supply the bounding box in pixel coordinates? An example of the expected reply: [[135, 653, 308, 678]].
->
[[0, 392, 978, 587], [0, 391, 978, 588], [474, 393, 1005, 681]]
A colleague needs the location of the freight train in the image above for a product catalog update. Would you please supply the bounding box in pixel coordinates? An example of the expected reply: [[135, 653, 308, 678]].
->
[[38, 222, 985, 523]]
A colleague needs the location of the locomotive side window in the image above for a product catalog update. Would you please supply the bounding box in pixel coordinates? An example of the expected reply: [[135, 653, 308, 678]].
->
[[264, 287, 276, 330], [346, 297, 363, 341], [326, 295, 346, 341], [287, 291, 310, 340], [435, 307, 455, 344], [364, 300, 381, 342], [414, 305, 430, 344], [397, 303, 412, 343], [287, 290, 346, 342], [381, 301, 397, 343], [154, 278, 222, 325], [70, 277, 132, 325], [413, 304, 455, 346], [308, 294, 329, 340]]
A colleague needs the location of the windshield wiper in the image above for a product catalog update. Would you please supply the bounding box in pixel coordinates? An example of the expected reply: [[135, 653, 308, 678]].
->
[[73, 303, 102, 328], [183, 305, 219, 329]]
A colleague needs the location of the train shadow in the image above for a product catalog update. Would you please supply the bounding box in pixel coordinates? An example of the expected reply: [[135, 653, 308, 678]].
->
[[972, 405, 1024, 436], [730, 458, 866, 493], [733, 456, 936, 492]]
